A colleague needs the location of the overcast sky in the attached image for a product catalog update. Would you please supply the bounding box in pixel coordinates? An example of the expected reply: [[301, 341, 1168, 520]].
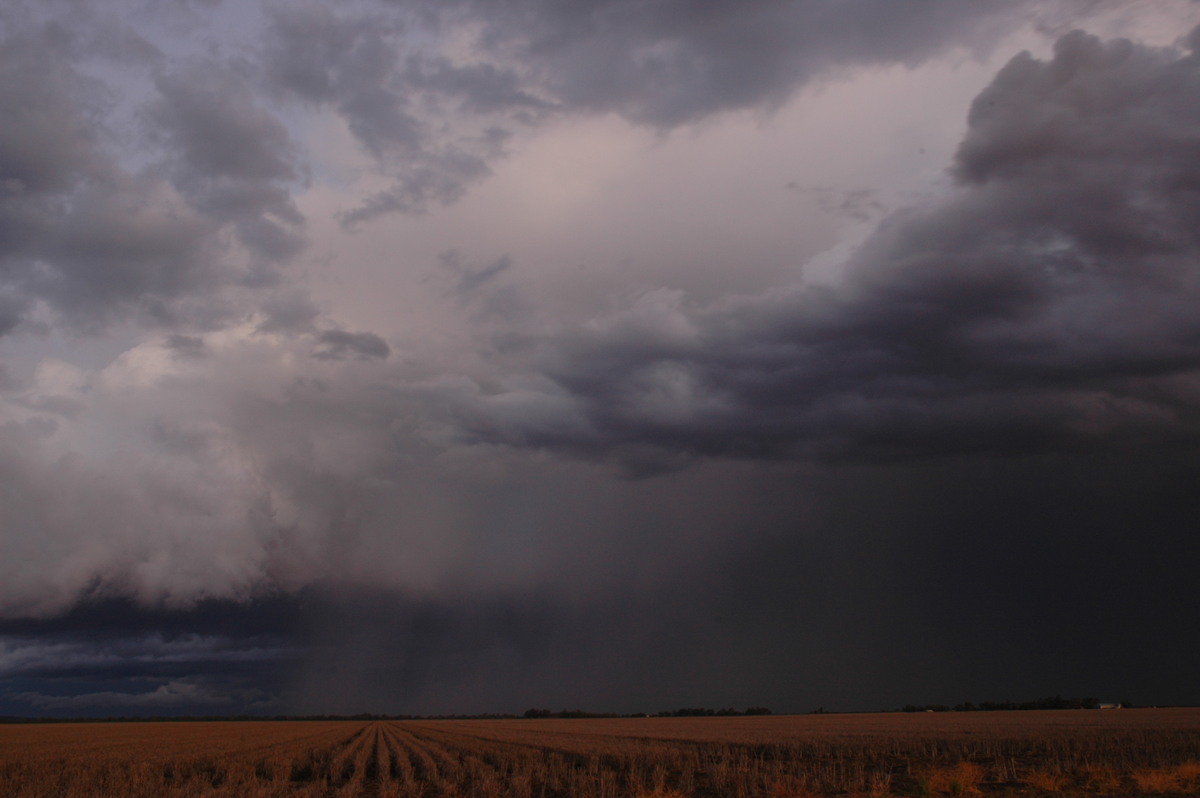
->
[[3, 0, 1200, 717]]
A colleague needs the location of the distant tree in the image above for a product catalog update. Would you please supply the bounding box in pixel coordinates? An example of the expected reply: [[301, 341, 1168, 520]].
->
[[744, 707, 772, 716], [557, 709, 592, 719], [523, 708, 552, 718]]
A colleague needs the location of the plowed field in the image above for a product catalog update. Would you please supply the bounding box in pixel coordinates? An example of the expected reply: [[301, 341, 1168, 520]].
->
[[2, 708, 1199, 796]]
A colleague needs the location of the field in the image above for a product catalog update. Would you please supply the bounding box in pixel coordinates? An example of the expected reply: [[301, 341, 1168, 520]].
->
[[2, 708, 1200, 796]]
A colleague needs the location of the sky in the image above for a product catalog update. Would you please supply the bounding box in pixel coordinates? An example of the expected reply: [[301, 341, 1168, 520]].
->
[[2, 0, 1200, 717]]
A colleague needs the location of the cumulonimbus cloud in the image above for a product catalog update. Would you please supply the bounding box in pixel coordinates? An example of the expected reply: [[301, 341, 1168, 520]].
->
[[1, 6, 1191, 622], [436, 26, 1200, 472]]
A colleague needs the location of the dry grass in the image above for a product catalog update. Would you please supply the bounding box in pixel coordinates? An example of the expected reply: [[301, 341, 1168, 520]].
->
[[1131, 767, 1180, 794], [1, 708, 1199, 796], [1023, 767, 1070, 792], [1080, 764, 1123, 793], [917, 761, 985, 795]]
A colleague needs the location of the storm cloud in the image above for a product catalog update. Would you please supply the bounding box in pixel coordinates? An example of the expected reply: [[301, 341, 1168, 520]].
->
[[379, 0, 1068, 127], [440, 27, 1200, 472], [2, 0, 1199, 717]]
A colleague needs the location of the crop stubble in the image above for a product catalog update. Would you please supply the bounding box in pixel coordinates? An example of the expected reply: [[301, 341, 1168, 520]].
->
[[2, 708, 1199, 796]]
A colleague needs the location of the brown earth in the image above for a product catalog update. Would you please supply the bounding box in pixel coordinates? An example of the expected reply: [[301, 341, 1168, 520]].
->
[[2, 707, 1198, 796]]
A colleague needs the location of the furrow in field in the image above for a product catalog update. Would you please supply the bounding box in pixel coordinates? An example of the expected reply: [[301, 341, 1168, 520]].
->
[[404, 722, 593, 777], [360, 724, 388, 787], [380, 723, 416, 784], [371, 723, 391, 787], [9, 711, 1200, 797], [404, 720, 628, 762], [344, 723, 380, 791], [391, 727, 442, 787], [324, 722, 375, 787], [246, 722, 367, 785], [415, 726, 508, 793], [404, 727, 464, 783]]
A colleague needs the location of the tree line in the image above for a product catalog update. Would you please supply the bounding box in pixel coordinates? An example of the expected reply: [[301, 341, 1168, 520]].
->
[[898, 696, 1130, 713], [523, 707, 772, 719]]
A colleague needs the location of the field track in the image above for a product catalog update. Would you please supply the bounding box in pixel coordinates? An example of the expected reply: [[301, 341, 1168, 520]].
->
[[2, 708, 1199, 796]]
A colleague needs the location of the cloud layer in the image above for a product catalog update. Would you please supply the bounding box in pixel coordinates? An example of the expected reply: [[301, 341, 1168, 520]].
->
[[441, 27, 1200, 472], [2, 1, 1200, 715]]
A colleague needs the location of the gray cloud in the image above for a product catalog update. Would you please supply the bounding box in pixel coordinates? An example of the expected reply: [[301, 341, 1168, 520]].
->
[[34, 174, 219, 324], [263, 0, 1065, 225], [2, 18, 1193, 615], [15, 680, 234, 710], [404, 59, 552, 117], [256, 291, 321, 333], [0, 29, 105, 329], [0, 44, 100, 196], [0, 602, 297, 715], [0, 0, 1116, 338], [0, 332, 418, 619], [147, 63, 306, 267], [0, 13, 305, 336], [150, 67, 296, 184], [164, 334, 208, 359], [3, 2, 1199, 718], [441, 251, 514, 295], [0, 634, 292, 680], [396, 0, 1046, 128], [262, 4, 524, 224], [436, 26, 1200, 472], [314, 328, 391, 360], [338, 148, 495, 224]]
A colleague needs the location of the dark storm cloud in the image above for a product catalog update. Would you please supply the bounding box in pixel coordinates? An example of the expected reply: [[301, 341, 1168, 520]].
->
[[338, 148, 495, 224], [396, 0, 1043, 127], [34, 174, 218, 322], [0, 39, 101, 197], [164, 334, 208, 358], [262, 4, 524, 224], [0, 293, 26, 338], [0, 0, 1109, 329], [0, 14, 304, 334], [0, 596, 307, 640], [33, 5, 164, 66], [0, 28, 106, 330], [0, 634, 290, 682], [150, 67, 296, 184], [443, 27, 1200, 472], [13, 681, 236, 711], [6, 0, 1199, 719], [440, 251, 514, 295], [313, 328, 391, 360], [147, 64, 306, 265], [264, 0, 1058, 224], [403, 59, 552, 117], [256, 291, 322, 333], [0, 597, 303, 715]]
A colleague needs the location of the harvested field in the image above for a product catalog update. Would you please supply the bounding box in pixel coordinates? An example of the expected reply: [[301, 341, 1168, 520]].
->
[[2, 708, 1199, 796]]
